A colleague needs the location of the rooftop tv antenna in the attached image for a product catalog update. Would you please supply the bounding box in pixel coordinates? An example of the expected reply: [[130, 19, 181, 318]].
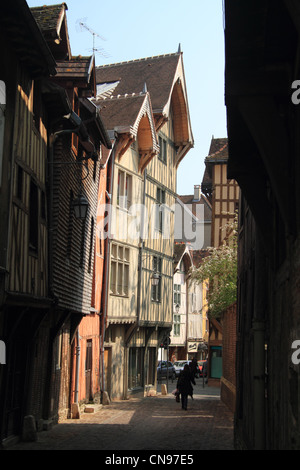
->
[[76, 18, 109, 58]]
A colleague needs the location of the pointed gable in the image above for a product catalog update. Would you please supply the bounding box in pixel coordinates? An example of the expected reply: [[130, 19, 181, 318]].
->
[[30, 2, 71, 60], [95, 50, 193, 168], [94, 91, 159, 171]]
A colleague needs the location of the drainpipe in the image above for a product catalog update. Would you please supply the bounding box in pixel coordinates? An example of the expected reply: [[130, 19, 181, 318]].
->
[[74, 328, 80, 404]]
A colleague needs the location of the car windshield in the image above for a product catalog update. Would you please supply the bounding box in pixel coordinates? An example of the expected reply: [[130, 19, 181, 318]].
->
[[174, 361, 186, 366]]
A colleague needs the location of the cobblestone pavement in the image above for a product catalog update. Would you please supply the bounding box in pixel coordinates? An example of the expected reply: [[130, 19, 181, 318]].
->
[[7, 381, 234, 452]]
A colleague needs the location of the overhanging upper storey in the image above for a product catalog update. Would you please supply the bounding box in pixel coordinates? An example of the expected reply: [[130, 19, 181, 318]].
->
[[54, 55, 96, 97], [92, 91, 159, 172]]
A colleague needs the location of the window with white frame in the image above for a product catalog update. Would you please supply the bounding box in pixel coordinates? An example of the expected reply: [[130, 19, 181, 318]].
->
[[117, 169, 132, 210], [173, 314, 181, 336], [174, 284, 181, 305], [110, 243, 130, 296]]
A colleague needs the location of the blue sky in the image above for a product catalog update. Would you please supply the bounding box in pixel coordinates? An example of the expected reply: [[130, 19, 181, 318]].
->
[[27, 0, 227, 195]]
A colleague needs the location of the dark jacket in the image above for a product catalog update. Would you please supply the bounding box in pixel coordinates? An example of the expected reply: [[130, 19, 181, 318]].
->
[[177, 365, 196, 397]]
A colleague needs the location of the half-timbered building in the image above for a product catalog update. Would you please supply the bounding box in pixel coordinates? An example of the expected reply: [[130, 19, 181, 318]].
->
[[0, 0, 58, 444], [94, 50, 194, 399], [31, 3, 112, 419], [0, 1, 112, 445]]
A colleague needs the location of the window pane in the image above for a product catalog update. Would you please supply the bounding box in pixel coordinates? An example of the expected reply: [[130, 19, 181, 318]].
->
[[124, 264, 129, 296], [125, 174, 131, 209], [117, 170, 124, 207], [118, 245, 123, 260], [124, 247, 130, 262], [111, 244, 117, 259], [110, 261, 117, 293], [117, 262, 123, 294]]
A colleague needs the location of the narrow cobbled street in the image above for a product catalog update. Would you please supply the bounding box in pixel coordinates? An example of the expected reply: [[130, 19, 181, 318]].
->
[[8, 381, 234, 452]]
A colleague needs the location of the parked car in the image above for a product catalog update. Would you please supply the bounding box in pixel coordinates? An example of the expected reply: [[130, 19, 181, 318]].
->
[[173, 360, 188, 377], [157, 361, 175, 381], [198, 360, 208, 377]]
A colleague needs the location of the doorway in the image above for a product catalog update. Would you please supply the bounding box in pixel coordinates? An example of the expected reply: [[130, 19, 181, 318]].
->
[[85, 340, 92, 402], [104, 348, 112, 398], [211, 346, 222, 378]]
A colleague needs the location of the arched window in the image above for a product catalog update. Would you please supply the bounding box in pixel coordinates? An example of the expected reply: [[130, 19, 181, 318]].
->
[[0, 80, 5, 187]]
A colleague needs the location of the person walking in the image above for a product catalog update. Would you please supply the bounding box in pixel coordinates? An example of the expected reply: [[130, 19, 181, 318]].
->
[[177, 363, 196, 410], [189, 357, 198, 379]]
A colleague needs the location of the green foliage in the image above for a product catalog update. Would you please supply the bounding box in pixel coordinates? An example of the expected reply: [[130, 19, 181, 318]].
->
[[190, 215, 238, 318]]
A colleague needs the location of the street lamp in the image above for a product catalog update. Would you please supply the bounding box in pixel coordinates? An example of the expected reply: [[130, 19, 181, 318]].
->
[[72, 193, 89, 220], [150, 271, 160, 286]]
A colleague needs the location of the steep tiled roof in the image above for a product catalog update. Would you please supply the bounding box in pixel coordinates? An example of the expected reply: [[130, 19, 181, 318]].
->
[[96, 91, 159, 171], [97, 93, 147, 131], [202, 137, 229, 199], [30, 3, 67, 37], [96, 53, 181, 113], [30, 3, 71, 60], [206, 137, 228, 162]]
